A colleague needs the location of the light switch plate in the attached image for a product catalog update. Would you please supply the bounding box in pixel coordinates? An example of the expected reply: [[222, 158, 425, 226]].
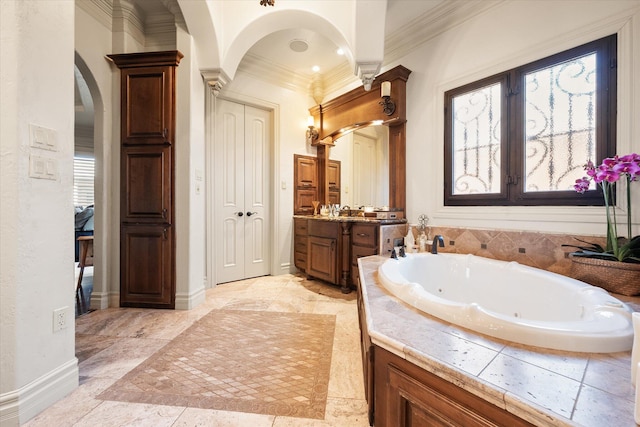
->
[[30, 155, 58, 180], [29, 124, 57, 151]]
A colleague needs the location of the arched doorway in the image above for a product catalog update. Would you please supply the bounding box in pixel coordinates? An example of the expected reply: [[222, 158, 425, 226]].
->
[[74, 53, 107, 314]]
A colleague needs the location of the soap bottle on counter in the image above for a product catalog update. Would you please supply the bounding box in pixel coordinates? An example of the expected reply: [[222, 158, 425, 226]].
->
[[418, 229, 428, 252], [405, 225, 415, 253]]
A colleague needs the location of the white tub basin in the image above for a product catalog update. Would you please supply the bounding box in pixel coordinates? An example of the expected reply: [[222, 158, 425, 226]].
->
[[377, 253, 633, 353]]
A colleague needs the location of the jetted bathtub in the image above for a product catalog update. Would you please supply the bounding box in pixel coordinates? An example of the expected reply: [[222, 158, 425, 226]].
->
[[378, 253, 633, 353]]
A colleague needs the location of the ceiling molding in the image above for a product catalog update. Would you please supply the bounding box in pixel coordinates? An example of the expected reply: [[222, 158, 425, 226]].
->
[[237, 52, 312, 93], [77, 0, 505, 100], [383, 0, 504, 65], [76, 0, 113, 31], [144, 15, 177, 51]]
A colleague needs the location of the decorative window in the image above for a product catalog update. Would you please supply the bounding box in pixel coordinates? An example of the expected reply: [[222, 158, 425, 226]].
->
[[444, 34, 616, 206]]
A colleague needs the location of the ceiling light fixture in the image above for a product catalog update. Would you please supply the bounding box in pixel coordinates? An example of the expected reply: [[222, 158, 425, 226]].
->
[[336, 48, 344, 55], [260, 0, 275, 6], [312, 65, 320, 73]]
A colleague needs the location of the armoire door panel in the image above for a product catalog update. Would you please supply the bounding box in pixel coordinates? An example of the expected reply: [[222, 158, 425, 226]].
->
[[120, 224, 174, 308], [121, 145, 172, 223], [122, 66, 173, 145]]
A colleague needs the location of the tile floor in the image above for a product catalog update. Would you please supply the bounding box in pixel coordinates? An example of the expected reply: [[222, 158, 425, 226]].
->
[[25, 274, 369, 427]]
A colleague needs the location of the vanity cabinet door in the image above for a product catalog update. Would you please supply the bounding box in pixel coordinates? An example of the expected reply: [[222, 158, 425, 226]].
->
[[295, 189, 317, 215], [294, 155, 318, 214], [295, 155, 318, 187], [307, 236, 338, 284]]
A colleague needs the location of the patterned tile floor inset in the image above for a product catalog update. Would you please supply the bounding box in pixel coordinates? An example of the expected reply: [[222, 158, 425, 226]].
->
[[97, 309, 336, 419]]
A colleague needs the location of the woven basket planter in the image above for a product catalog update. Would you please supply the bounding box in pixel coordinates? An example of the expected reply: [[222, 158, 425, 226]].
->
[[570, 255, 640, 296]]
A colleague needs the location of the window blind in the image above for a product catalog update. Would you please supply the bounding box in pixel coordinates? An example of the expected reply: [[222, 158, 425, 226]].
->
[[74, 156, 94, 206]]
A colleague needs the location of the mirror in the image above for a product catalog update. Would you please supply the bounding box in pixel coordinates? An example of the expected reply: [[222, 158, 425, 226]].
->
[[330, 125, 389, 208]]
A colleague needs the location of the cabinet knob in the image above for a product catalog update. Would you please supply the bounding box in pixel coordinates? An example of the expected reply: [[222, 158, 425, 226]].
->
[[235, 211, 244, 217]]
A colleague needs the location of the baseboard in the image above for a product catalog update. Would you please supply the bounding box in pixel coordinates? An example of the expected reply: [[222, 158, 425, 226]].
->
[[89, 290, 110, 310], [175, 286, 206, 310], [0, 358, 78, 426], [280, 262, 292, 275]]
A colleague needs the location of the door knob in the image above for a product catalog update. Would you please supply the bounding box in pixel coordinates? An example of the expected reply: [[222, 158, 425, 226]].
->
[[246, 211, 258, 217], [235, 211, 244, 217]]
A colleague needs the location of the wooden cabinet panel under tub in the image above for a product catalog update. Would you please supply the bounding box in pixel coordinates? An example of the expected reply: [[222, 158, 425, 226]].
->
[[373, 346, 535, 427]]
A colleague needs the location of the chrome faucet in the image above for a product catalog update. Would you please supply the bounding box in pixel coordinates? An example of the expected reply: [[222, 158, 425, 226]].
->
[[431, 235, 445, 254]]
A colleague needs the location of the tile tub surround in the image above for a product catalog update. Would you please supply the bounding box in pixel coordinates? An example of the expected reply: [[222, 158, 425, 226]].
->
[[24, 275, 370, 427], [358, 255, 639, 427], [416, 226, 608, 277]]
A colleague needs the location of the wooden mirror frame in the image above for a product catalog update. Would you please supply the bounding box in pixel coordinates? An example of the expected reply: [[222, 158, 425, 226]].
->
[[309, 65, 411, 210]]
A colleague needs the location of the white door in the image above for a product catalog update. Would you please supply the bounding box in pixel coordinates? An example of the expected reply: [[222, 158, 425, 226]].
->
[[214, 99, 271, 284], [353, 132, 377, 207]]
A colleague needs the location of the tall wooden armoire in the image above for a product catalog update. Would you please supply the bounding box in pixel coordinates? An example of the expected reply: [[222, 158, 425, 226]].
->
[[107, 51, 183, 308]]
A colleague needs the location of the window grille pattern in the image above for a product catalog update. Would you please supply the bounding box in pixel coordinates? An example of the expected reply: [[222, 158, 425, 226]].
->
[[524, 53, 596, 192], [452, 83, 501, 194]]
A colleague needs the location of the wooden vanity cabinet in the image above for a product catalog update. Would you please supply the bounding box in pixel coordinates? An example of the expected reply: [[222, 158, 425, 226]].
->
[[295, 218, 403, 293]]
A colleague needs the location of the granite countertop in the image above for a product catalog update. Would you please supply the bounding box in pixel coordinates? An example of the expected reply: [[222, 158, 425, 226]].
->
[[358, 255, 637, 427], [293, 214, 407, 225]]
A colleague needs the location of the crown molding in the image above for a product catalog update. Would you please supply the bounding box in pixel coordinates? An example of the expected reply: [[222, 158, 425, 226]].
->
[[237, 52, 311, 93], [384, 0, 504, 65], [76, 0, 113, 31]]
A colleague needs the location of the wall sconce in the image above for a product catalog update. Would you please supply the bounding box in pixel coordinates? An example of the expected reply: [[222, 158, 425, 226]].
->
[[380, 81, 396, 116], [306, 116, 319, 144]]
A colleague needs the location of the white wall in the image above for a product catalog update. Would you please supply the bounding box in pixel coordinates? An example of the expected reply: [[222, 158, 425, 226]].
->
[[75, 4, 118, 310], [175, 26, 207, 308], [0, 1, 78, 425], [393, 0, 640, 235]]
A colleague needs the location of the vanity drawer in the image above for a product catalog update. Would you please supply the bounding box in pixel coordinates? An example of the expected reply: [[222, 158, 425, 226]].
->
[[295, 236, 307, 254], [352, 245, 378, 267], [294, 218, 308, 235], [294, 252, 307, 270], [352, 224, 378, 247], [308, 220, 339, 238]]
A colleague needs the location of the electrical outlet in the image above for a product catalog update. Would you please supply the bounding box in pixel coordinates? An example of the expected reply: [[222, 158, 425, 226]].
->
[[53, 307, 70, 332]]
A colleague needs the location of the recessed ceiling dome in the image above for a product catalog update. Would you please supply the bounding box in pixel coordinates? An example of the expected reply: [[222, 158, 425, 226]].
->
[[289, 39, 309, 53]]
